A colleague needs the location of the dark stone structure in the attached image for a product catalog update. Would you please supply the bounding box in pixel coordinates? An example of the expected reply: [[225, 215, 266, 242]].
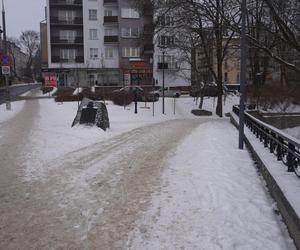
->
[[72, 98, 110, 131], [191, 109, 213, 116]]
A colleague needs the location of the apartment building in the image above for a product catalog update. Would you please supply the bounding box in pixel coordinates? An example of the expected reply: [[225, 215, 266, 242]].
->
[[46, 0, 154, 87], [0, 39, 27, 80], [153, 8, 191, 88]]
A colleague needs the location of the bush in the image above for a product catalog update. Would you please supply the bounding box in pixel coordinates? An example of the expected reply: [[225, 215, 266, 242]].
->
[[41, 86, 54, 94], [111, 91, 134, 106]]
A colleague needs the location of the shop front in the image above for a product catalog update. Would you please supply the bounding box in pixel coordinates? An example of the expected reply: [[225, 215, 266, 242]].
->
[[123, 60, 153, 86]]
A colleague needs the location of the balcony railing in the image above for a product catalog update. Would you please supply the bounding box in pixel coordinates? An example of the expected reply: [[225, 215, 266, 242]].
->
[[50, 17, 83, 25], [104, 36, 119, 43], [158, 62, 168, 70], [51, 56, 84, 63], [50, 0, 82, 6], [51, 36, 83, 44], [104, 16, 118, 24], [103, 0, 118, 5]]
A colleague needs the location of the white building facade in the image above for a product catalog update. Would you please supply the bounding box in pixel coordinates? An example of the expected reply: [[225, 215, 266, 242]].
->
[[46, 0, 190, 88]]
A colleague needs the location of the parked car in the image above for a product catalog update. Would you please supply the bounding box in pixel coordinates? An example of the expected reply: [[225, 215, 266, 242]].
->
[[112, 86, 144, 97], [190, 82, 218, 97], [150, 87, 181, 98], [112, 86, 158, 102]]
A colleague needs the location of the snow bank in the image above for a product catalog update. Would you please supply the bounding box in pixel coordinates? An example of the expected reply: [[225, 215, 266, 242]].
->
[[0, 101, 25, 124]]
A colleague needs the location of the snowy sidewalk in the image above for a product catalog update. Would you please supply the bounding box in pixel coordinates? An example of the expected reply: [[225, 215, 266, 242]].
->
[[128, 120, 295, 250]]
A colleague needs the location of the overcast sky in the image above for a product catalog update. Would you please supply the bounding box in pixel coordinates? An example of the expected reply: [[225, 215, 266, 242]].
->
[[3, 0, 46, 38]]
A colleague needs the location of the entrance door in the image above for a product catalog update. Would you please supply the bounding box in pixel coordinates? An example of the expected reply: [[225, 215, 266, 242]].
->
[[131, 73, 141, 85]]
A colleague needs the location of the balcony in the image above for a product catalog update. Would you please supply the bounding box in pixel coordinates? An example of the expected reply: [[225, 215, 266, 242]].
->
[[144, 44, 154, 54], [50, 17, 83, 26], [103, 0, 118, 5], [50, 0, 82, 7], [158, 62, 179, 70], [104, 35, 119, 44], [51, 36, 83, 45], [158, 62, 168, 70], [51, 56, 84, 63], [103, 16, 118, 25]]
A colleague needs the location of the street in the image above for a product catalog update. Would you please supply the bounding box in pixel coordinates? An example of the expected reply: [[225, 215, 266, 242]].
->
[[0, 98, 202, 249]]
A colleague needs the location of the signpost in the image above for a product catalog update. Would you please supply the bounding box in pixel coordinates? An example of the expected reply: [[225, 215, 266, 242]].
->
[[1, 65, 10, 75], [2, 1, 11, 110]]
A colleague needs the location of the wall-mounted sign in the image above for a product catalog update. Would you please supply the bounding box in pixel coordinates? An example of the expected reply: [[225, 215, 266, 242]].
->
[[1, 66, 10, 75], [124, 73, 131, 86], [44, 72, 57, 87], [129, 61, 146, 67]]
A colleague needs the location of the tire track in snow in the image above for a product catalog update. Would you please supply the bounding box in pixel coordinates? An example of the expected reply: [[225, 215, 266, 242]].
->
[[0, 118, 208, 249]]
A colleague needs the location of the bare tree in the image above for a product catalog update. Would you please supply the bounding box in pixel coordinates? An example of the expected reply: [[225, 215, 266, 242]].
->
[[19, 30, 40, 78]]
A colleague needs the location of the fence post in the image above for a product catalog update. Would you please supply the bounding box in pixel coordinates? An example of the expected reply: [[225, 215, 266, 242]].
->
[[264, 129, 269, 148], [287, 143, 295, 172], [270, 132, 276, 153], [277, 137, 284, 161]]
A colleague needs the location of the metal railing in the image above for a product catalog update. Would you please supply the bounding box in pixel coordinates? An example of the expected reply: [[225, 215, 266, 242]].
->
[[233, 105, 300, 177]]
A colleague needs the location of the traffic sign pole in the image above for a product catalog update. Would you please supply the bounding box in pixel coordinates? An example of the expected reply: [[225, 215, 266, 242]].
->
[[2, 1, 11, 110]]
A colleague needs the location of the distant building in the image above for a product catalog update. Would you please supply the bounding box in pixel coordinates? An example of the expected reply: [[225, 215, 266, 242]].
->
[[44, 0, 191, 88], [45, 0, 154, 87], [0, 39, 27, 80], [192, 37, 288, 88], [153, 7, 191, 88]]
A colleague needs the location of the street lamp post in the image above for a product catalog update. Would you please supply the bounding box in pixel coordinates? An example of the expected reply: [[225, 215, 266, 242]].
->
[[162, 50, 165, 114], [159, 45, 167, 115], [238, 0, 247, 149]]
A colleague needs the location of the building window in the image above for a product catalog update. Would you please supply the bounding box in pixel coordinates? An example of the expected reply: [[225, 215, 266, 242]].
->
[[158, 55, 178, 69], [58, 10, 75, 22], [158, 35, 175, 46], [121, 27, 139, 38], [122, 47, 140, 57], [89, 9, 97, 20], [90, 48, 98, 59], [104, 9, 113, 16], [158, 15, 174, 26], [105, 28, 116, 36], [105, 48, 114, 59], [59, 30, 76, 42], [121, 8, 139, 19], [60, 49, 76, 60], [89, 29, 98, 40]]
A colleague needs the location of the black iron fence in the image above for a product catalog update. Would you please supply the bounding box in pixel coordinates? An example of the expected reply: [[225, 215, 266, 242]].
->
[[233, 105, 300, 177]]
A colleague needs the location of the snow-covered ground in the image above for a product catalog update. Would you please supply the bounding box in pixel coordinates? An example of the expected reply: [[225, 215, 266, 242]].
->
[[128, 120, 295, 250], [0, 100, 25, 123], [0, 92, 297, 249], [14, 93, 240, 181], [283, 126, 300, 140]]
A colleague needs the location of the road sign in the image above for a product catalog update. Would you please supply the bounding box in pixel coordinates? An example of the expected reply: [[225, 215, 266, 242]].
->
[[2, 66, 10, 75], [124, 73, 131, 86], [0, 55, 11, 66]]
